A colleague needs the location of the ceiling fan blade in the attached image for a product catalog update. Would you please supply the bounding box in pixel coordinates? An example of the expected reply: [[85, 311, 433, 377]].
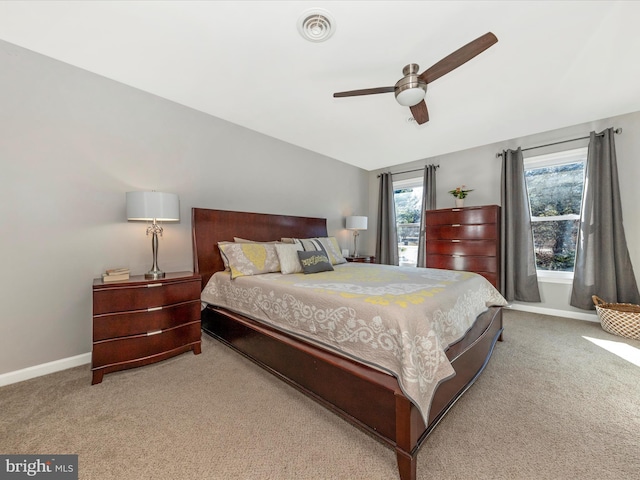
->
[[418, 32, 498, 84], [333, 86, 395, 98], [410, 100, 429, 125]]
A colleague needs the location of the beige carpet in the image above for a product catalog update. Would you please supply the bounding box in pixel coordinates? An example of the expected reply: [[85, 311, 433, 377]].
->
[[1, 310, 639, 480]]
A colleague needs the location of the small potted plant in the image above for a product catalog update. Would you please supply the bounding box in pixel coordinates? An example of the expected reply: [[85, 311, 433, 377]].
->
[[448, 185, 473, 207]]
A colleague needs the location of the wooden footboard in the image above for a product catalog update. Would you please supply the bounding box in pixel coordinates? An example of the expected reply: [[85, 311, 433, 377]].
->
[[202, 305, 503, 480]]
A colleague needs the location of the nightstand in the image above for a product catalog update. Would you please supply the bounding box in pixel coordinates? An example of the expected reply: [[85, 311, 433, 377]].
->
[[91, 271, 202, 385], [345, 255, 376, 263]]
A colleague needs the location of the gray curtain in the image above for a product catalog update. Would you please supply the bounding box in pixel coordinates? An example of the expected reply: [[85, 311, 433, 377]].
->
[[376, 172, 399, 265], [570, 128, 640, 309], [417, 164, 437, 268], [500, 148, 541, 301]]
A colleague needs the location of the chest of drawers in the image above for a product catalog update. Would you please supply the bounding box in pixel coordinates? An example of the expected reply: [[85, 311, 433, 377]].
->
[[92, 271, 201, 384], [425, 205, 501, 289]]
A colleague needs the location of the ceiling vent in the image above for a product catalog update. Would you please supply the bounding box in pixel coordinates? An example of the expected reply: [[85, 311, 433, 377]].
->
[[297, 9, 335, 42]]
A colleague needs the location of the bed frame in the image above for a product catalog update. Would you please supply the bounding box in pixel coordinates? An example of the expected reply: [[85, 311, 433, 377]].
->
[[192, 207, 503, 480]]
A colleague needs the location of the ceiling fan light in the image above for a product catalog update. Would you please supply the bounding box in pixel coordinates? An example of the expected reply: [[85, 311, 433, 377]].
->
[[395, 87, 426, 107]]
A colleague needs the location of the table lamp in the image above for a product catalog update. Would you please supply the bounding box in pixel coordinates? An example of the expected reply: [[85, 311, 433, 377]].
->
[[126, 191, 180, 279], [346, 215, 368, 257]]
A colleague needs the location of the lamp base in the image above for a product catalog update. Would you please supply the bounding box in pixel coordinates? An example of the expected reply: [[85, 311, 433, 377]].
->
[[353, 230, 360, 258], [145, 270, 165, 280], [145, 228, 165, 280]]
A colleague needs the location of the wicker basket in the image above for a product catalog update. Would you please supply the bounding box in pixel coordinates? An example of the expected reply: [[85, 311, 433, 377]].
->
[[592, 295, 640, 340]]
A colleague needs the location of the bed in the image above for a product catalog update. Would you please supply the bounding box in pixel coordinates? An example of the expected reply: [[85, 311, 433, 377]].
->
[[192, 207, 506, 480]]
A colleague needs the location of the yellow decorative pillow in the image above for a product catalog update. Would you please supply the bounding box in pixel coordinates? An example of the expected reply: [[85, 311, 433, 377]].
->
[[218, 243, 281, 279]]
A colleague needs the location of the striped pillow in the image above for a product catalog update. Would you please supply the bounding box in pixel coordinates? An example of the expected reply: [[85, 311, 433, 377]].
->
[[281, 237, 347, 265]]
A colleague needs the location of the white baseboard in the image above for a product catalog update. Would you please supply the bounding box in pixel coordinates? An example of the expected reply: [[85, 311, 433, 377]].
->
[[507, 303, 599, 323], [0, 352, 91, 387]]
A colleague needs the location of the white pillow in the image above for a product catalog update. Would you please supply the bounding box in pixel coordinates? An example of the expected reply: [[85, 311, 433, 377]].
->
[[274, 243, 304, 274]]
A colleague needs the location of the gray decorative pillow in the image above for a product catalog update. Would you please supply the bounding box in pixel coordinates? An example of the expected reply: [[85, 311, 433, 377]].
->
[[297, 251, 334, 274]]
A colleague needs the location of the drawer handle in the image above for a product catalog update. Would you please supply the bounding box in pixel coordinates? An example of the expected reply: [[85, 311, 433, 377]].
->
[[147, 329, 163, 336], [452, 208, 461, 212], [452, 255, 462, 258], [451, 224, 461, 227], [147, 306, 163, 312], [451, 239, 461, 243], [147, 283, 163, 288]]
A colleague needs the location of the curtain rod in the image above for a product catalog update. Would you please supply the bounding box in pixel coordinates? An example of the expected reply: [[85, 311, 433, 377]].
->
[[377, 164, 439, 178], [495, 128, 622, 158]]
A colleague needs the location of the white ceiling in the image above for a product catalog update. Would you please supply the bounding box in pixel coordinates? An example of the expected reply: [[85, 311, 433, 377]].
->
[[1, 1, 639, 171]]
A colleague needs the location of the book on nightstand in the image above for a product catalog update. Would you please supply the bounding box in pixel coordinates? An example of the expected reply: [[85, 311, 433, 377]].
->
[[102, 268, 130, 282]]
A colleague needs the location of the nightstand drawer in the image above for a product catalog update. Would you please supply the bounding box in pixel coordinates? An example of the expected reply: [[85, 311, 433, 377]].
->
[[92, 321, 201, 368], [93, 300, 201, 341], [93, 277, 200, 315]]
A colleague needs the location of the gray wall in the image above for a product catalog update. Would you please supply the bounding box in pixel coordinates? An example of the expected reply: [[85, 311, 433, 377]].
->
[[368, 110, 640, 319], [0, 40, 369, 376]]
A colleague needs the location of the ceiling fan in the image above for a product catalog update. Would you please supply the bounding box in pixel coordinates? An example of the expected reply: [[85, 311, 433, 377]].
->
[[333, 32, 498, 125]]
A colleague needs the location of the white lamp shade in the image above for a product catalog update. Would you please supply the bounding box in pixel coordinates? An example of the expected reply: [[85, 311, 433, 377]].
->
[[346, 216, 368, 230], [126, 191, 180, 221]]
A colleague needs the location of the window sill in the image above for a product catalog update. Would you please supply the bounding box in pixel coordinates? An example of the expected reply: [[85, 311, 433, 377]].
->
[[536, 271, 574, 284]]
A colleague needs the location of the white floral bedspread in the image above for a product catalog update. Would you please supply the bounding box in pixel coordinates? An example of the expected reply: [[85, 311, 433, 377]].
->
[[201, 263, 507, 423]]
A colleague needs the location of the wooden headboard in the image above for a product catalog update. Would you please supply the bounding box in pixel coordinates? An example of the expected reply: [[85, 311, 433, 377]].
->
[[191, 208, 328, 290]]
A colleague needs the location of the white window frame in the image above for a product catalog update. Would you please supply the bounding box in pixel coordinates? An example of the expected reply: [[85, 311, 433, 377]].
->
[[524, 147, 587, 282], [393, 177, 423, 190]]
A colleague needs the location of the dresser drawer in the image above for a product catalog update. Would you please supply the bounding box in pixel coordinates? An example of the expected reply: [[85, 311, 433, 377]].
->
[[426, 254, 498, 273], [426, 224, 498, 241], [426, 206, 499, 226], [426, 240, 497, 256], [93, 277, 200, 315], [92, 321, 201, 368], [93, 300, 201, 341]]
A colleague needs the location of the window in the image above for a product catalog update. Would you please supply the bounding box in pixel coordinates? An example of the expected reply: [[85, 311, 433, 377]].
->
[[524, 147, 587, 275], [393, 178, 423, 267]]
